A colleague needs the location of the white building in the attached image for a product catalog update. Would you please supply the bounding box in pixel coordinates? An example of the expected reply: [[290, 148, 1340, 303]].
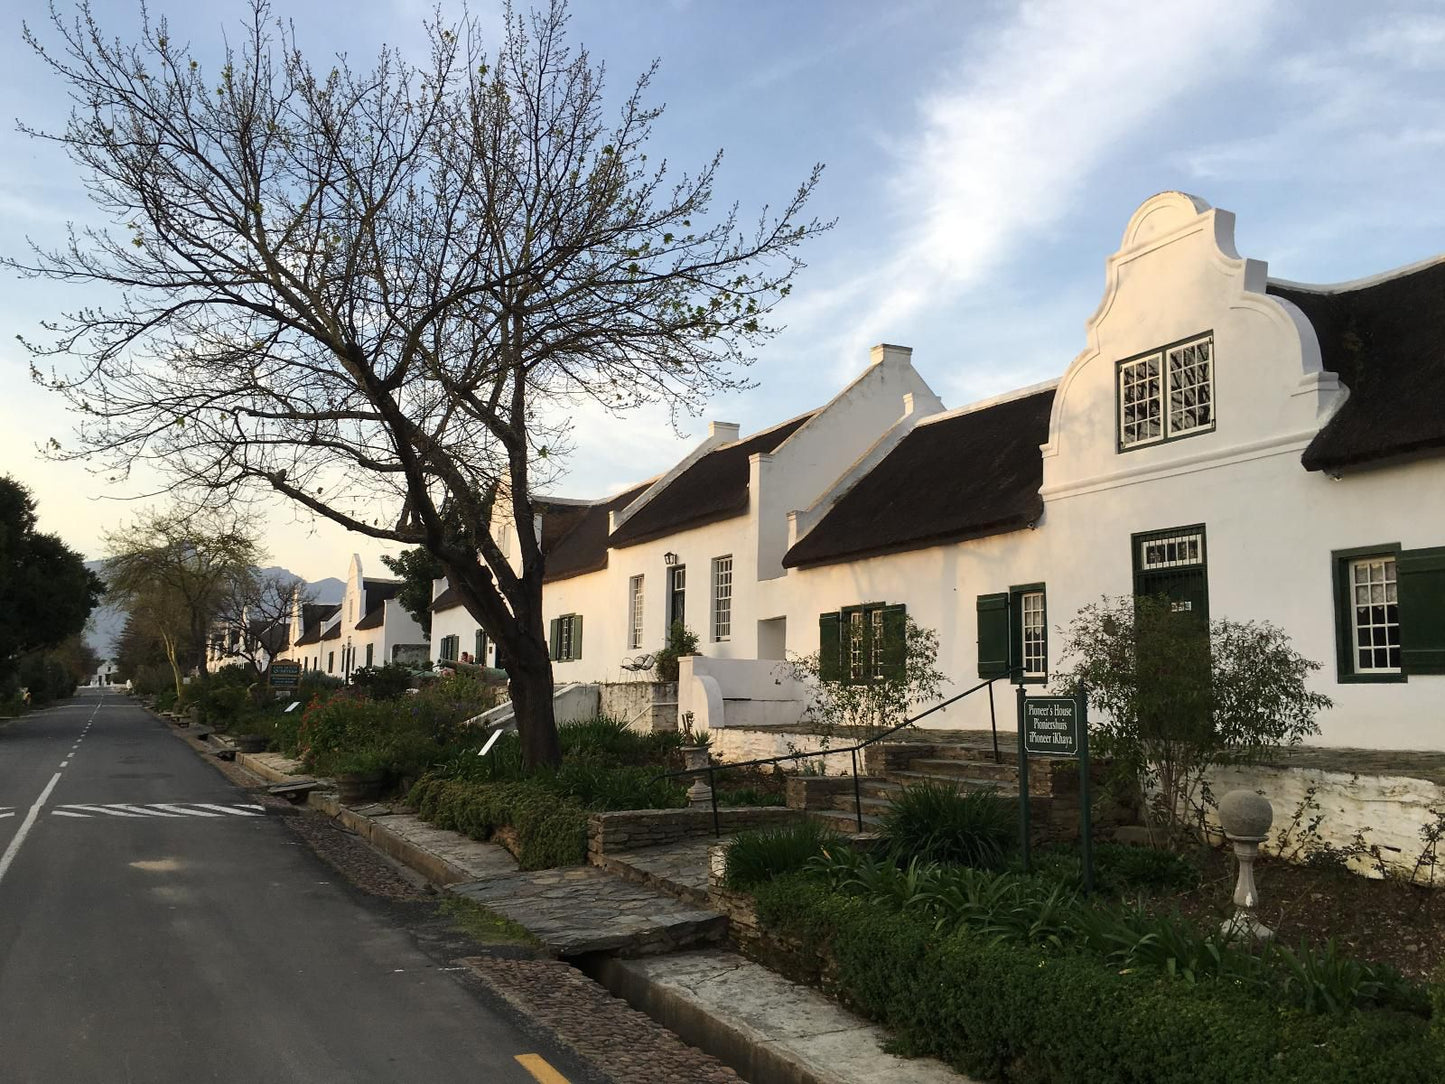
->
[[355, 193, 1445, 749], [280, 555, 427, 679]]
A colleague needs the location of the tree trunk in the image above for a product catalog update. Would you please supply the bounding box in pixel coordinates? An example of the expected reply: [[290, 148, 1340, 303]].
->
[[507, 628, 562, 769]]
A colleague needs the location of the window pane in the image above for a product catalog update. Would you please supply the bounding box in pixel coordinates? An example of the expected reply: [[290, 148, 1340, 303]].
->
[[1350, 555, 1401, 673], [1167, 336, 1214, 436], [712, 556, 733, 641]]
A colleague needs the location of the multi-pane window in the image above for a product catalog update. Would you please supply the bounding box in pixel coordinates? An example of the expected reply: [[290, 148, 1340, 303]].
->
[[439, 634, 459, 662], [1021, 591, 1046, 679], [550, 614, 583, 662], [1118, 334, 1214, 449], [869, 609, 885, 680], [819, 602, 906, 685], [629, 575, 645, 649], [848, 611, 866, 681], [327, 651, 335, 673], [712, 556, 733, 641], [1350, 557, 1400, 674], [668, 565, 687, 629], [475, 629, 489, 664], [365, 643, 374, 668]]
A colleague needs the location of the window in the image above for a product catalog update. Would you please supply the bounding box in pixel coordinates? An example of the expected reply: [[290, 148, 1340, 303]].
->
[[475, 629, 489, 665], [1118, 333, 1214, 450], [629, 575, 645, 649], [439, 634, 459, 662], [818, 603, 905, 684], [549, 614, 584, 662], [668, 565, 687, 629], [365, 643, 374, 668], [976, 584, 1048, 683], [327, 651, 335, 674], [712, 556, 733, 641], [1332, 545, 1445, 681]]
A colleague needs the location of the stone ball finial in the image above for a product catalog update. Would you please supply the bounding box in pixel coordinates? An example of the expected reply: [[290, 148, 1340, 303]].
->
[[1219, 789, 1273, 841]]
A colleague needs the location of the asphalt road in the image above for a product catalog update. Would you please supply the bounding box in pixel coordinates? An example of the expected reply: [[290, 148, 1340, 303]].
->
[[0, 687, 580, 1083]]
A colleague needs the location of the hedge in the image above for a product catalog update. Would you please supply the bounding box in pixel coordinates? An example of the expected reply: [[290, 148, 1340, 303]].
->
[[408, 777, 587, 870], [753, 877, 1443, 1084]]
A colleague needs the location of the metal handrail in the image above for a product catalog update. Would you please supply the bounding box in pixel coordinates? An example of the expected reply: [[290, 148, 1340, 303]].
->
[[656, 674, 1008, 836]]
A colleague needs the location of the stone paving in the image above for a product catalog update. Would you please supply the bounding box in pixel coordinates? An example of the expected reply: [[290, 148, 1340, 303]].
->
[[462, 956, 741, 1083], [598, 839, 712, 907], [450, 866, 726, 957]]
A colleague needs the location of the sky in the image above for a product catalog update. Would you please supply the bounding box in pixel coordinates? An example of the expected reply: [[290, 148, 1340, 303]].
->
[[3, 0, 1445, 584]]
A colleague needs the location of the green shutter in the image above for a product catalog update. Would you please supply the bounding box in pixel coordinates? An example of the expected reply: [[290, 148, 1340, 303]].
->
[[881, 604, 907, 681], [818, 612, 842, 682], [977, 593, 1010, 679], [1400, 547, 1445, 675], [549, 618, 560, 661], [572, 615, 583, 661], [475, 630, 487, 662]]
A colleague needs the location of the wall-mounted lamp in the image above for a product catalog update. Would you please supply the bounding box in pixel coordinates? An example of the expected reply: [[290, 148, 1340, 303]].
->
[[663, 551, 678, 566]]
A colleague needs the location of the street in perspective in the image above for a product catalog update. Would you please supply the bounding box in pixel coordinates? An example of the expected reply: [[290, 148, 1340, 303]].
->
[[5, 1, 1445, 1082]]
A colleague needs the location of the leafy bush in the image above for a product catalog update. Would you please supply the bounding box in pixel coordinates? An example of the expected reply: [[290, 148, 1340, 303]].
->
[[883, 781, 1015, 869], [349, 663, 415, 700], [408, 777, 588, 869], [653, 622, 700, 682], [549, 761, 687, 811], [1031, 841, 1201, 896], [724, 819, 840, 889], [753, 876, 1443, 1083], [557, 716, 681, 767]]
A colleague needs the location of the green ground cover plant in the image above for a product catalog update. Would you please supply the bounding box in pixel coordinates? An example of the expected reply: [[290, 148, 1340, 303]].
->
[[753, 873, 1442, 1084], [883, 781, 1015, 869], [723, 820, 840, 889]]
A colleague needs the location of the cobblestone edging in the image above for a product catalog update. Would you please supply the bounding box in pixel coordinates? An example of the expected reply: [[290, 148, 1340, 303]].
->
[[588, 806, 800, 862], [461, 956, 741, 1083]]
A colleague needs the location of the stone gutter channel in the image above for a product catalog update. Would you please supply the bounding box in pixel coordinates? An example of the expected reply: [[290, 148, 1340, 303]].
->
[[216, 742, 973, 1084]]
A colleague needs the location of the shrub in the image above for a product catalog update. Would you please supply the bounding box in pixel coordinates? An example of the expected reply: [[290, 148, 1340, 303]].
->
[[548, 761, 687, 811], [883, 781, 1015, 869], [557, 716, 681, 767], [408, 777, 588, 869], [753, 877, 1443, 1083], [724, 819, 840, 889], [1031, 841, 1201, 896], [653, 622, 700, 682], [349, 663, 414, 699]]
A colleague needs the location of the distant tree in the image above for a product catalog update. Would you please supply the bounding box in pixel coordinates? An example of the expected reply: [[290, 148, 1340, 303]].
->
[[381, 548, 444, 638], [1054, 595, 1332, 848], [0, 476, 105, 683], [102, 506, 261, 681], [212, 568, 310, 680], [15, 1, 826, 768]]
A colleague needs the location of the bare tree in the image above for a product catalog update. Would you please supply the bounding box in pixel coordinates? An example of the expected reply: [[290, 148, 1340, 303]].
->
[[14, 0, 827, 767], [212, 568, 310, 680], [102, 505, 261, 685]]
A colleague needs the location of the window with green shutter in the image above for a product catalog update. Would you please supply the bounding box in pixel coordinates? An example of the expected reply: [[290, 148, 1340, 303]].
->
[[977, 593, 1010, 678], [550, 614, 583, 662], [821, 602, 905, 684], [1400, 547, 1445, 676]]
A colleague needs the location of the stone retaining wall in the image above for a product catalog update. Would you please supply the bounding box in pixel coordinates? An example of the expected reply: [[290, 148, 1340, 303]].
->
[[588, 807, 800, 861], [598, 682, 679, 733]]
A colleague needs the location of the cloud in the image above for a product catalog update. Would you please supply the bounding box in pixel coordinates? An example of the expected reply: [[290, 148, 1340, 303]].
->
[[798, 0, 1275, 361]]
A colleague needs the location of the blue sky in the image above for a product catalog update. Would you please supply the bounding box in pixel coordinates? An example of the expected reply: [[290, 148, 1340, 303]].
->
[[3, 0, 1445, 581]]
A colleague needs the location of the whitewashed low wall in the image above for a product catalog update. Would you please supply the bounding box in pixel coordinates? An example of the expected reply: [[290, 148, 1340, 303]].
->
[[598, 681, 678, 733], [677, 656, 809, 732], [1204, 764, 1445, 878], [468, 682, 600, 730], [710, 726, 859, 776]]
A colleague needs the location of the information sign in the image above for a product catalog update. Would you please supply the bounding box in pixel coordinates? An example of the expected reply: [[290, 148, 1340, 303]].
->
[[270, 661, 302, 689], [1022, 697, 1080, 757]]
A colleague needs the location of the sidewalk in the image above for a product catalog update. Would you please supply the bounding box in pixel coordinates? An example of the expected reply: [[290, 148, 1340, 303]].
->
[[226, 744, 977, 1084]]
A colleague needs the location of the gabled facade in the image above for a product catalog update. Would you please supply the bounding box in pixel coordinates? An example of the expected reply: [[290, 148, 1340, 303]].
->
[[374, 193, 1445, 750], [277, 556, 425, 678]]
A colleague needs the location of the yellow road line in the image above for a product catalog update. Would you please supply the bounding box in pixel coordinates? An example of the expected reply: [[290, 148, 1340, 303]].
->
[[515, 1052, 570, 1083]]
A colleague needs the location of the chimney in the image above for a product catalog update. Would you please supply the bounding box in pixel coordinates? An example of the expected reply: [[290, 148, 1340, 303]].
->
[[871, 343, 913, 368], [709, 421, 740, 442]]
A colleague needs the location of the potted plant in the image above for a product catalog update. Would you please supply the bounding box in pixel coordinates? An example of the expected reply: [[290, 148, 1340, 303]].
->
[[328, 745, 392, 804]]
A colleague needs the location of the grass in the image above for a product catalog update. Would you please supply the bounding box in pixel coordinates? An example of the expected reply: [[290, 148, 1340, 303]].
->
[[439, 895, 539, 948]]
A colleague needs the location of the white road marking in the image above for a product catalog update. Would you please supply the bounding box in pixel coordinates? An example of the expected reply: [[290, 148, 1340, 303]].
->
[[115, 804, 185, 817], [0, 772, 63, 886], [61, 804, 144, 817], [59, 761, 68, 768], [0, 812, 14, 819], [146, 804, 219, 817], [52, 810, 89, 818], [189, 804, 262, 817]]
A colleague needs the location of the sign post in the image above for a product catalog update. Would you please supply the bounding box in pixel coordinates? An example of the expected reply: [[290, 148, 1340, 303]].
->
[[1017, 687, 1094, 893], [269, 661, 301, 691]]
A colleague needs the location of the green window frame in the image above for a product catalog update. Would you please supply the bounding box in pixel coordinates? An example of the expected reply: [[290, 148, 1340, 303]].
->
[[365, 643, 374, 668], [549, 614, 584, 662], [976, 585, 1047, 682], [1334, 543, 1445, 682], [817, 602, 905, 684]]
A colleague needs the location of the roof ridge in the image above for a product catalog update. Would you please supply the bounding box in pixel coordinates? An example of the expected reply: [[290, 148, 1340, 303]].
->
[[1268, 252, 1445, 295], [915, 379, 1059, 427]]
